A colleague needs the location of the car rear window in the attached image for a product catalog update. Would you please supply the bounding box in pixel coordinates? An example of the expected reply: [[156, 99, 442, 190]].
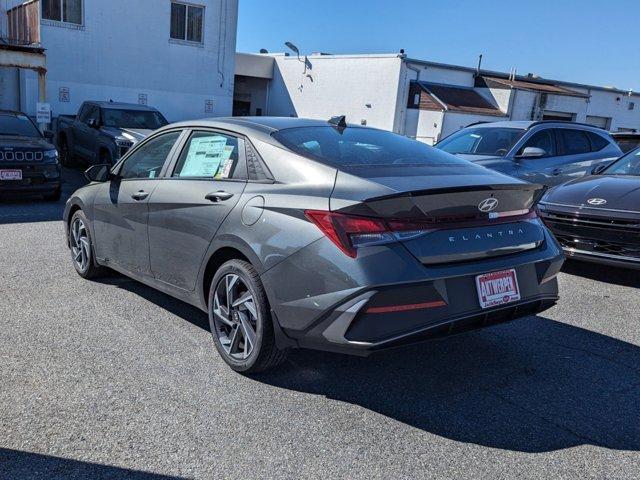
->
[[272, 126, 471, 169]]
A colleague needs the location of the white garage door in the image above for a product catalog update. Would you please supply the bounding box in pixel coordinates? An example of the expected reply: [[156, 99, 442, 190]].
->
[[586, 115, 612, 130]]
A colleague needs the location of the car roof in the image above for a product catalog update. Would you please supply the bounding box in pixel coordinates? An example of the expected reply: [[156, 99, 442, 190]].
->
[[469, 120, 612, 134], [85, 101, 160, 111], [470, 120, 534, 130], [158, 116, 371, 143]]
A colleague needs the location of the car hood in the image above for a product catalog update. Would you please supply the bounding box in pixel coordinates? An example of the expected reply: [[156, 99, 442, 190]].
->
[[0, 135, 55, 150], [543, 175, 640, 212], [100, 127, 154, 142]]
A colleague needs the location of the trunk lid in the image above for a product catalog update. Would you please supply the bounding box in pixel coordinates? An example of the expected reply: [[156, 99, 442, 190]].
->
[[331, 167, 546, 264]]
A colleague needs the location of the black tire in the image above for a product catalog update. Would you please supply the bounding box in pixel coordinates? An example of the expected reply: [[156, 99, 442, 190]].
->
[[208, 259, 286, 373], [44, 188, 62, 202], [68, 210, 105, 279]]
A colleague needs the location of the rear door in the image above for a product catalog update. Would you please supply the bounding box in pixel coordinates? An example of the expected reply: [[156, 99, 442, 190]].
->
[[147, 129, 248, 291], [92, 130, 184, 276], [552, 128, 603, 183]]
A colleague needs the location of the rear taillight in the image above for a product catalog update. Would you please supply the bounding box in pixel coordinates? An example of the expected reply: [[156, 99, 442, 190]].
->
[[305, 209, 538, 258], [304, 210, 430, 258]]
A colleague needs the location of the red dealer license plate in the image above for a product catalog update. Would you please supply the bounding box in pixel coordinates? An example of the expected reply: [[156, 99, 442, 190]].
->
[[475, 269, 521, 309], [0, 169, 22, 181]]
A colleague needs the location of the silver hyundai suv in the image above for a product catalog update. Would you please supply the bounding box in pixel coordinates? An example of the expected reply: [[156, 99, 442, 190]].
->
[[436, 121, 622, 186]]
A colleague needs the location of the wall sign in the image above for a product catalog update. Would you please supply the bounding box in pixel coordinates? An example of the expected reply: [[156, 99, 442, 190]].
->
[[59, 87, 70, 103], [138, 94, 148, 106], [205, 99, 214, 114], [36, 103, 51, 124]]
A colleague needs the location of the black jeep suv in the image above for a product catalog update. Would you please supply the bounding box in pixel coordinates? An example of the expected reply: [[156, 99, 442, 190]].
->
[[0, 110, 61, 201]]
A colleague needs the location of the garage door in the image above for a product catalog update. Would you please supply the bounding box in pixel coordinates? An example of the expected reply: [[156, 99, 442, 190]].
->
[[586, 115, 612, 130]]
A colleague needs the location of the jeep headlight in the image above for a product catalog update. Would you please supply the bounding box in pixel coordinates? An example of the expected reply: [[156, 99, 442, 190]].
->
[[43, 149, 59, 162]]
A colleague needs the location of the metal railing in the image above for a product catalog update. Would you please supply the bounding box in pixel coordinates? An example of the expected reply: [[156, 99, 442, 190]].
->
[[1, 0, 40, 47]]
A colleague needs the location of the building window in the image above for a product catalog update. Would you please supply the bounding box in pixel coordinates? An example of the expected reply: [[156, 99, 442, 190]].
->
[[170, 2, 204, 44], [42, 0, 83, 25]]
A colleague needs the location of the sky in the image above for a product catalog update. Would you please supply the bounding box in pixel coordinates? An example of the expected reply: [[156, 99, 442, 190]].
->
[[237, 0, 640, 91]]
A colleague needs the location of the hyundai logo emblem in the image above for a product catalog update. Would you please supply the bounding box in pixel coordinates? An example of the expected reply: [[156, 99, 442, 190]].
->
[[587, 198, 607, 206], [478, 198, 499, 212]]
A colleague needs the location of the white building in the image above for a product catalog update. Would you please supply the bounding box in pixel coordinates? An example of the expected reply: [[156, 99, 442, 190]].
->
[[0, 0, 238, 121], [235, 52, 640, 144]]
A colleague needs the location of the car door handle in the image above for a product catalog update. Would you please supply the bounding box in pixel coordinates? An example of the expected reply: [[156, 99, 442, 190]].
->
[[205, 191, 234, 202], [131, 190, 149, 201], [551, 168, 563, 176]]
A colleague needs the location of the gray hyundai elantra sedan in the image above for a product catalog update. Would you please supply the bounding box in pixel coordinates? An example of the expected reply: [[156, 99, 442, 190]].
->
[[64, 116, 563, 372]]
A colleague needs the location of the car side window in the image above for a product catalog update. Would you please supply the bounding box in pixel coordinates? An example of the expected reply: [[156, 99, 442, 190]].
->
[[587, 132, 609, 152], [86, 106, 100, 126], [78, 104, 92, 123], [119, 131, 181, 180], [557, 129, 591, 156], [172, 131, 245, 180], [518, 130, 556, 157]]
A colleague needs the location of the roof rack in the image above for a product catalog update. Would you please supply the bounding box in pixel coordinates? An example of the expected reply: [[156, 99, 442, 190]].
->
[[526, 120, 605, 130]]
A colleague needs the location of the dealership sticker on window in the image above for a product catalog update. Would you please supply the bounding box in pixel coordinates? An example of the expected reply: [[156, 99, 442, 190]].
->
[[181, 136, 233, 177]]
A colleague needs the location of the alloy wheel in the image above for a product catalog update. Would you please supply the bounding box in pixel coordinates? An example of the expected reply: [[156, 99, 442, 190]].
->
[[212, 274, 258, 360], [70, 217, 91, 272]]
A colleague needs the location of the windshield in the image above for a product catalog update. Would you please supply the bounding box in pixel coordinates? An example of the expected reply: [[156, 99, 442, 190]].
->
[[272, 126, 471, 169], [602, 147, 640, 176], [0, 113, 41, 138], [101, 109, 168, 130], [437, 127, 525, 156]]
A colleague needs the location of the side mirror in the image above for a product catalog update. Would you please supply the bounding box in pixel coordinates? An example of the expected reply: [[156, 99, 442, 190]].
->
[[85, 164, 111, 183], [88, 118, 100, 129], [43, 130, 55, 140], [591, 163, 608, 175], [517, 147, 547, 159]]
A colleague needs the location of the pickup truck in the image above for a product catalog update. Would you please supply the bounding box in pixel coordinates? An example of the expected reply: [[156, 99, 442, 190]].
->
[[56, 101, 169, 166]]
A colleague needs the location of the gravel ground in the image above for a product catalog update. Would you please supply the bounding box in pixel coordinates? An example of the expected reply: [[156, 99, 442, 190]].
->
[[0, 169, 639, 479]]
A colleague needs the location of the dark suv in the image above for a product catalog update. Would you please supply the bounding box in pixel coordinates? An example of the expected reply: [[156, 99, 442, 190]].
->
[[0, 110, 61, 201]]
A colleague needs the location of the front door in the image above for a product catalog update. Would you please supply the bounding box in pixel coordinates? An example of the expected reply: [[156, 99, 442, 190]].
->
[[92, 130, 183, 276], [76, 105, 101, 163], [148, 130, 248, 291]]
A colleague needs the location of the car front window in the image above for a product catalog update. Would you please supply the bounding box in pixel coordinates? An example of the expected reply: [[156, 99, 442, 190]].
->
[[603, 148, 640, 176], [437, 127, 525, 156], [0, 113, 41, 138], [102, 109, 168, 130]]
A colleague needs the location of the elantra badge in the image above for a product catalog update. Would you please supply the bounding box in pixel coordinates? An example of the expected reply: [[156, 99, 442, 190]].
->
[[587, 198, 607, 206], [478, 198, 499, 212]]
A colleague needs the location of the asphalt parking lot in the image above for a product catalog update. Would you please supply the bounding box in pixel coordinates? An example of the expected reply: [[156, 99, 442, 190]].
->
[[1, 169, 639, 479]]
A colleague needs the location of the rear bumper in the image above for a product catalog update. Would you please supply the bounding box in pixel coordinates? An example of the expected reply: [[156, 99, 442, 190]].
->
[[295, 261, 560, 355], [262, 230, 563, 356]]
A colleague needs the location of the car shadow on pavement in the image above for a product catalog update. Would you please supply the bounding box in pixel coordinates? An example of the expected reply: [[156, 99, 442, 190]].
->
[[254, 316, 640, 453], [562, 259, 640, 289], [0, 448, 186, 480], [96, 274, 211, 331]]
